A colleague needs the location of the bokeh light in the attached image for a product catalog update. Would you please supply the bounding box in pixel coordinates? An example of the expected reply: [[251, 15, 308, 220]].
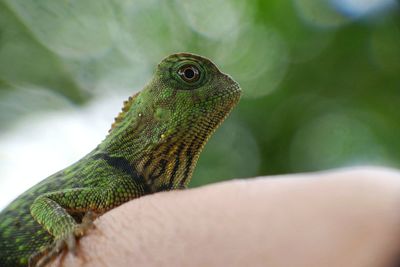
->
[[369, 22, 400, 75], [179, 0, 243, 40], [293, 0, 349, 28], [331, 0, 398, 18], [6, 0, 116, 59], [289, 111, 392, 171]]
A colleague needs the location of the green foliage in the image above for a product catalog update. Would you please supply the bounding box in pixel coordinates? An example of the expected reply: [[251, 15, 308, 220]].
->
[[0, 0, 399, 187]]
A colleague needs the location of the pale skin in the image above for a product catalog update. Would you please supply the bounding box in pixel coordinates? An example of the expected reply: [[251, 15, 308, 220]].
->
[[51, 167, 400, 267]]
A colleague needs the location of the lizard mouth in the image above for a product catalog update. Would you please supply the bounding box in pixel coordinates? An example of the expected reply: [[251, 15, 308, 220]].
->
[[210, 81, 242, 109], [193, 82, 241, 132], [226, 82, 242, 100]]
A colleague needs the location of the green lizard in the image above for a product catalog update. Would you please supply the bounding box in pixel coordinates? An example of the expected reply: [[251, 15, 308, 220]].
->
[[0, 53, 241, 267]]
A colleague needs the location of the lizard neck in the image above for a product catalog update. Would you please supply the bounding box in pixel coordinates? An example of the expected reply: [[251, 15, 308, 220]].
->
[[97, 104, 212, 192]]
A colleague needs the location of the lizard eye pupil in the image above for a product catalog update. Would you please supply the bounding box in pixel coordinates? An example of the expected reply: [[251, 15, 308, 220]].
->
[[177, 65, 200, 83], [184, 68, 195, 79]]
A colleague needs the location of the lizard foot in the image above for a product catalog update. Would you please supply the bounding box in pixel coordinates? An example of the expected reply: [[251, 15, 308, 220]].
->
[[29, 211, 97, 267], [76, 210, 97, 237]]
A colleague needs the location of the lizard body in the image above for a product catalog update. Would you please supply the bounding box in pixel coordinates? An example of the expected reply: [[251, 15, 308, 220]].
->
[[0, 53, 241, 266]]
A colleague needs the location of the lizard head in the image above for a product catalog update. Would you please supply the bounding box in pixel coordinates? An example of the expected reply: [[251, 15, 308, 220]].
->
[[153, 52, 241, 135], [107, 53, 241, 190]]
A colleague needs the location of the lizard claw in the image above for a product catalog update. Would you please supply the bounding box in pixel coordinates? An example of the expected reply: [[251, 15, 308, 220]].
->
[[75, 211, 97, 237], [65, 233, 77, 254], [34, 239, 66, 267]]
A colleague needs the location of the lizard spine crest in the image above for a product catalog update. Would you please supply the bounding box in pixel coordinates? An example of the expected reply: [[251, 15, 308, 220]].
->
[[109, 92, 139, 133]]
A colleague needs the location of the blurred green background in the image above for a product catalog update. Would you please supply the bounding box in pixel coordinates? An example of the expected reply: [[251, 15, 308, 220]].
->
[[0, 0, 399, 207]]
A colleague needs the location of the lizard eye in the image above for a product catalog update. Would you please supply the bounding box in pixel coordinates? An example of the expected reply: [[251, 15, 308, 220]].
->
[[177, 65, 200, 83]]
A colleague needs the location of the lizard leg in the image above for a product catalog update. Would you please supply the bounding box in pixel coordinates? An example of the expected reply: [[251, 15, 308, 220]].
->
[[28, 188, 107, 266], [29, 212, 97, 267], [29, 179, 141, 266]]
